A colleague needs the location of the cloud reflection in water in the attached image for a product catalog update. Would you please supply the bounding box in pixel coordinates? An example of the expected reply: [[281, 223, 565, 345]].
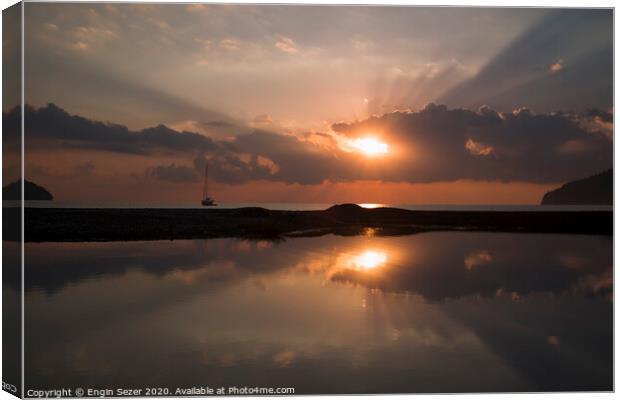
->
[[18, 231, 612, 392]]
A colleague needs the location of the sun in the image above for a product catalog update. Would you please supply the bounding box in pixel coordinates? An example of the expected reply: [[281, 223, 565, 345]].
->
[[351, 137, 389, 156], [353, 250, 387, 270]]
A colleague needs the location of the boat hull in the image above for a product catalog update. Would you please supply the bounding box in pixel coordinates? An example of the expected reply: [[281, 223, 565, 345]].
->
[[201, 198, 217, 206]]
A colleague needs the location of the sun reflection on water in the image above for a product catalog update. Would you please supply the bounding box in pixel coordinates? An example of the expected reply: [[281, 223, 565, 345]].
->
[[353, 250, 387, 270], [324, 247, 391, 282]]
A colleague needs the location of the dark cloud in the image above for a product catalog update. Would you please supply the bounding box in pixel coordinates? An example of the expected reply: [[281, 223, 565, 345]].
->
[[333, 103, 612, 183], [145, 163, 199, 183], [13, 103, 612, 186], [193, 151, 273, 184], [11, 103, 217, 155], [227, 130, 346, 184], [586, 109, 613, 123]]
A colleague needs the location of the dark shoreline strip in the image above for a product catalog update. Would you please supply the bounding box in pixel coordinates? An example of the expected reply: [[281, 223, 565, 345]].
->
[[5, 204, 613, 242]]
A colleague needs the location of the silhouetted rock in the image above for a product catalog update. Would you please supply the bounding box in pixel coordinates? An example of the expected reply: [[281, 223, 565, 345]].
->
[[326, 203, 364, 214], [11, 206, 611, 243], [231, 207, 271, 217], [541, 169, 612, 205], [3, 179, 53, 200]]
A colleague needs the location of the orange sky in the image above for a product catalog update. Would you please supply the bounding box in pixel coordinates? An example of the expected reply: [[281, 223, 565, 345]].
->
[[32, 171, 555, 205], [216, 180, 557, 205]]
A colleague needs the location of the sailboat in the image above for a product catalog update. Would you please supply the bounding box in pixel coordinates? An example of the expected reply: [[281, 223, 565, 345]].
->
[[201, 163, 217, 206]]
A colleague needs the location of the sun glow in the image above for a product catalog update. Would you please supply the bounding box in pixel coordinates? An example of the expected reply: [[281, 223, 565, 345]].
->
[[351, 138, 389, 156], [353, 250, 387, 270], [358, 203, 385, 209]]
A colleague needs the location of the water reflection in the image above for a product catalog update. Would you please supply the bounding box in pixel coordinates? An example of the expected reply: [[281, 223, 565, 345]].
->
[[21, 232, 612, 392], [463, 250, 492, 270], [346, 250, 388, 271]]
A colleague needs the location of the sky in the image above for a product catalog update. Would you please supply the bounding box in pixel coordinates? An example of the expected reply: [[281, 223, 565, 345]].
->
[[4, 4, 613, 204]]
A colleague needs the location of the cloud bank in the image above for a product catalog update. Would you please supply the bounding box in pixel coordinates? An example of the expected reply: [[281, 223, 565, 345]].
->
[[9, 103, 612, 186], [332, 103, 612, 183]]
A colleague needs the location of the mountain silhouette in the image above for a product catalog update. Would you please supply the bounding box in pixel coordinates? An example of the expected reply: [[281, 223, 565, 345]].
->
[[3, 179, 53, 201], [541, 169, 612, 205]]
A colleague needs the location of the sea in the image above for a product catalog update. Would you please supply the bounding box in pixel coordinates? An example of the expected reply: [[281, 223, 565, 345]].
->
[[7, 231, 612, 392]]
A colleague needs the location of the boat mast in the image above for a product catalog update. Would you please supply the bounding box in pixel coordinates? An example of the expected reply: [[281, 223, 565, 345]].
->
[[203, 163, 209, 200]]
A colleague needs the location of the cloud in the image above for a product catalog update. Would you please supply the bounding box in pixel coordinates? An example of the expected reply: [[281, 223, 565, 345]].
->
[[332, 103, 612, 183], [12, 103, 217, 155], [275, 37, 298, 54], [465, 139, 494, 156], [549, 59, 565, 73], [194, 37, 212, 48], [146, 163, 199, 183], [44, 23, 59, 31], [70, 25, 119, 51], [219, 38, 240, 50], [252, 114, 273, 124], [224, 130, 345, 184], [577, 109, 613, 139], [12, 103, 612, 186], [72, 41, 89, 50], [73, 26, 118, 40], [186, 4, 208, 12], [192, 147, 284, 184]]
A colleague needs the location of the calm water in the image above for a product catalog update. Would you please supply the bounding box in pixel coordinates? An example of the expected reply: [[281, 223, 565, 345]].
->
[[10, 232, 612, 393]]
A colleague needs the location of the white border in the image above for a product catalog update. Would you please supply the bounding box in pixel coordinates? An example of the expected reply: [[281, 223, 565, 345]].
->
[[0, 2, 615, 400]]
